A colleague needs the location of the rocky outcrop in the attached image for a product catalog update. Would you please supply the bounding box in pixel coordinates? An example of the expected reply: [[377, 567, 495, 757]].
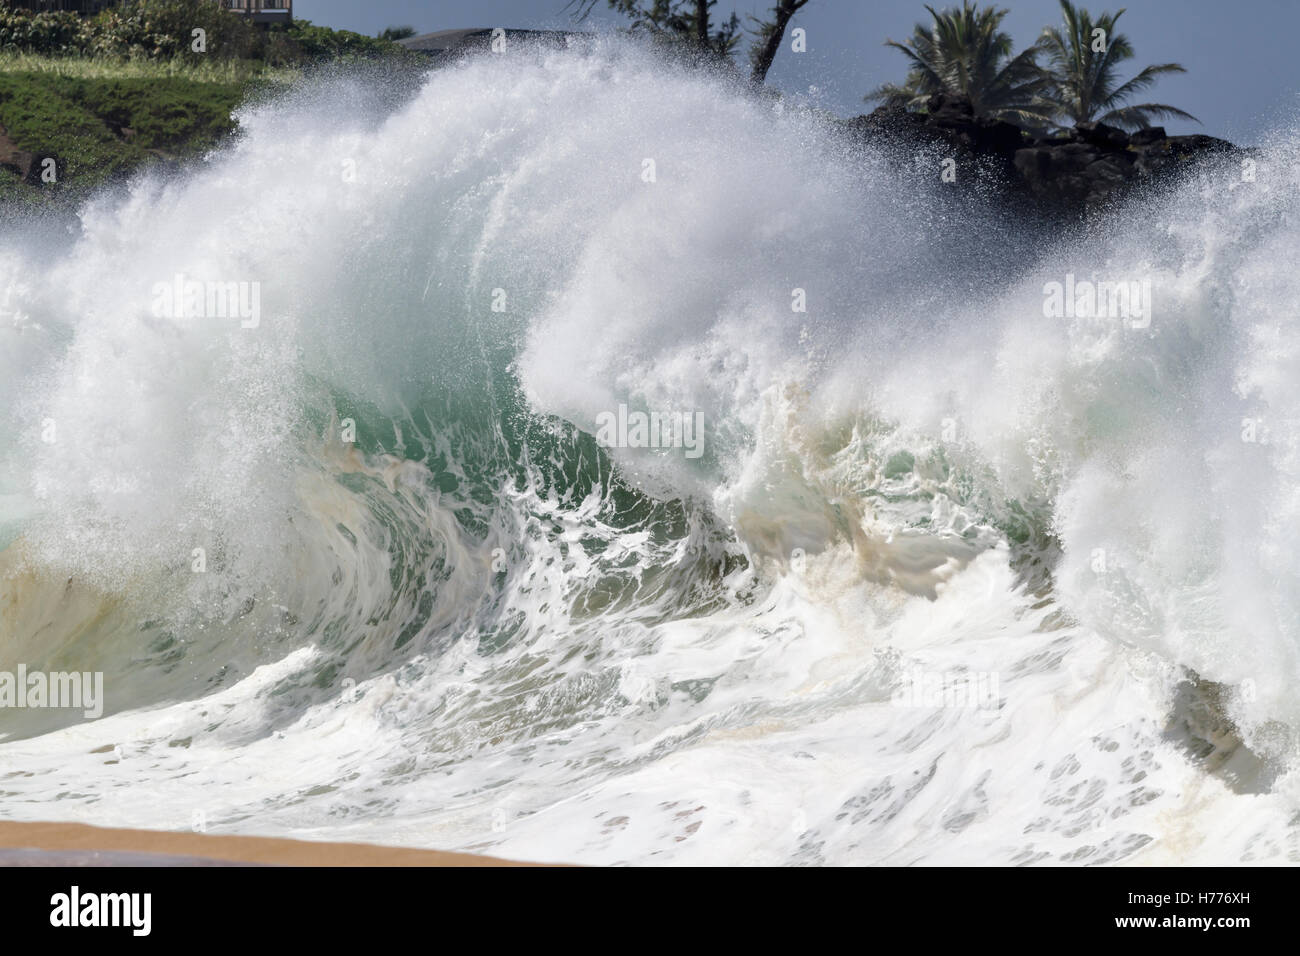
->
[[844, 93, 1241, 218]]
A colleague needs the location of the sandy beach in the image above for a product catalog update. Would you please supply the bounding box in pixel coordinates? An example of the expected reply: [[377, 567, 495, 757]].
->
[[0, 821, 535, 866]]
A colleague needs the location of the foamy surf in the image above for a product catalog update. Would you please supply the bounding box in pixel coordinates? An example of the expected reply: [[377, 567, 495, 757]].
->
[[0, 41, 1297, 865]]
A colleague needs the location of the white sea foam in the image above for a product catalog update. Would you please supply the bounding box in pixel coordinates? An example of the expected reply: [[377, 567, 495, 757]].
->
[[0, 43, 1297, 864]]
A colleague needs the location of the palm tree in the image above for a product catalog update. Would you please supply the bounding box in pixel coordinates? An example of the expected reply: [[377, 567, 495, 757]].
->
[[1037, 0, 1196, 129], [866, 2, 1055, 127]]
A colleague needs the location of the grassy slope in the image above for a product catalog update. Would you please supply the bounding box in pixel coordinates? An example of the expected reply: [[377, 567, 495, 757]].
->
[[0, 56, 293, 204]]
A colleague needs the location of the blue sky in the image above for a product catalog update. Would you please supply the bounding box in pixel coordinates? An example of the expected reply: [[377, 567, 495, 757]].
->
[[295, 0, 1299, 143]]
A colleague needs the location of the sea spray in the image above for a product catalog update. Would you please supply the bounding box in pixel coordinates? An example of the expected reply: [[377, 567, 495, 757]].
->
[[0, 42, 1296, 863]]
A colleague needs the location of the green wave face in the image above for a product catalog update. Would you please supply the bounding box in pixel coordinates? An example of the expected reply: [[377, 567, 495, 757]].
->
[[1, 44, 1298, 864]]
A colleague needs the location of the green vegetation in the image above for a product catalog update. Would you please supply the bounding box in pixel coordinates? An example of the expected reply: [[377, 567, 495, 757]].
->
[[866, 1, 1054, 127], [378, 26, 418, 43], [0, 50, 295, 82], [0, 1, 413, 205], [0, 66, 246, 198], [281, 20, 402, 61], [868, 0, 1196, 132], [1037, 0, 1196, 128], [0, 1, 404, 64]]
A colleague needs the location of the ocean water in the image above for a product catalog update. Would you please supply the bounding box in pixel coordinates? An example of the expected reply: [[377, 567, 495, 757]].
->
[[1, 43, 1298, 865]]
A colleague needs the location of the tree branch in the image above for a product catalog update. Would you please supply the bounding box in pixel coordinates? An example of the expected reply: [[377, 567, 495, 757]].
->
[[748, 0, 810, 87]]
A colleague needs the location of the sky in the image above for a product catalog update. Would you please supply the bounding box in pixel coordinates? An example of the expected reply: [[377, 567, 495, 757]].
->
[[294, 0, 1300, 144]]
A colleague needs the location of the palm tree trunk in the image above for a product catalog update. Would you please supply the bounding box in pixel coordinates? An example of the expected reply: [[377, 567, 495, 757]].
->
[[750, 0, 804, 87], [695, 0, 709, 48]]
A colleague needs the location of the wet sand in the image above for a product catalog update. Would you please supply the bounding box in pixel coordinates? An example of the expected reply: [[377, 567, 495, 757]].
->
[[0, 821, 540, 866]]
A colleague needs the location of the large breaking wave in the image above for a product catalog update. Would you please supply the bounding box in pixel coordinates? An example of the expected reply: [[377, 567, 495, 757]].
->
[[1, 41, 1298, 864]]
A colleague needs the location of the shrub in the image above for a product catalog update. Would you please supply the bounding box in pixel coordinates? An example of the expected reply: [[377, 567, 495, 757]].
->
[[87, 0, 259, 60], [270, 20, 402, 61], [0, 10, 92, 55], [0, 4, 406, 64]]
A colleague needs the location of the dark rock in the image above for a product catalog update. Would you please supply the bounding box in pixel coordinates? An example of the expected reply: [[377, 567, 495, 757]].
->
[[848, 94, 1028, 161], [1131, 133, 1236, 177], [846, 102, 931, 143], [1163, 134, 1236, 157], [1129, 126, 1166, 146], [843, 100, 1242, 219], [922, 93, 1028, 157], [1074, 121, 1129, 149]]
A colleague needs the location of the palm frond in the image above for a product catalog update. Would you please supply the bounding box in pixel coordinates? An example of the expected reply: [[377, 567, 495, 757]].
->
[[1036, 0, 1195, 129], [1097, 102, 1199, 127], [866, 1, 1052, 123]]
